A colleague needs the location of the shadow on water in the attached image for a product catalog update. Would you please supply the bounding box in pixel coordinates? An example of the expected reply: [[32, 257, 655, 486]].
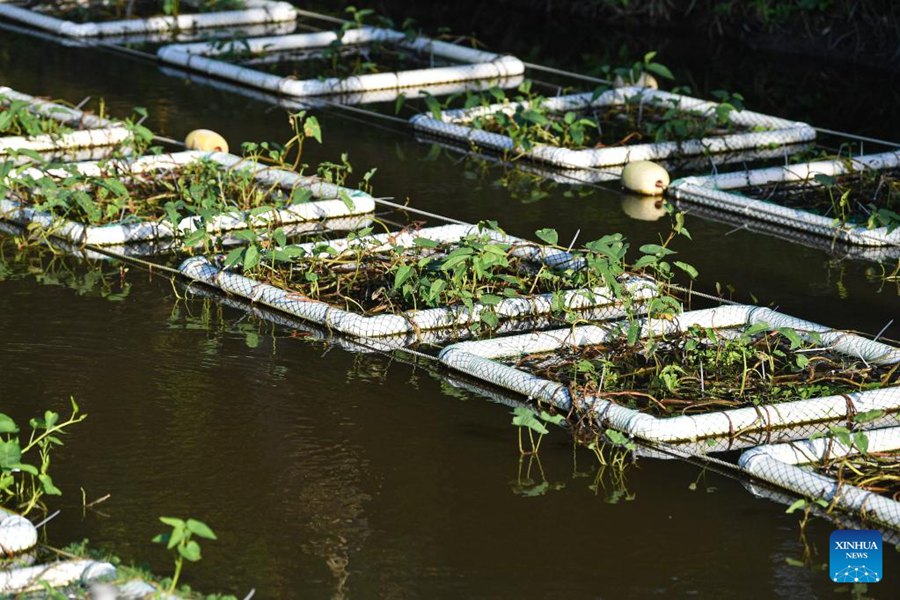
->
[[1, 3, 899, 597]]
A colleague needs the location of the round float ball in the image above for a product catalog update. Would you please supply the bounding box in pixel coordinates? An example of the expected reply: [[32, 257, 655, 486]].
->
[[0, 515, 38, 556], [621, 194, 667, 221], [621, 160, 670, 196], [184, 129, 229, 153], [613, 72, 658, 89]]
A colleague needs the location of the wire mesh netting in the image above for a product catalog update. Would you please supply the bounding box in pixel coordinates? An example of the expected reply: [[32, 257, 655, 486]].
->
[[0, 0, 297, 38], [668, 151, 900, 248], [411, 87, 816, 169], [157, 26, 525, 98], [0, 150, 376, 247], [438, 305, 900, 445], [0, 86, 130, 154], [178, 223, 660, 344], [739, 426, 900, 531]]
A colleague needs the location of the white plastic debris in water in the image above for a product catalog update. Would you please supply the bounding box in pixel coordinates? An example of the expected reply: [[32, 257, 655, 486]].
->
[[0, 0, 297, 38], [0, 86, 130, 155], [740, 426, 900, 531], [0, 515, 37, 555], [438, 305, 900, 445], [411, 87, 816, 168], [0, 150, 376, 246], [157, 26, 525, 98], [668, 151, 900, 247], [178, 223, 659, 343], [0, 559, 115, 594]]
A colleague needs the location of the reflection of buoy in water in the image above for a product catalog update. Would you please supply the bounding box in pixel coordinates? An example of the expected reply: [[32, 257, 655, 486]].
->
[[184, 129, 229, 153], [621, 160, 669, 195], [621, 194, 667, 221], [614, 72, 658, 89]]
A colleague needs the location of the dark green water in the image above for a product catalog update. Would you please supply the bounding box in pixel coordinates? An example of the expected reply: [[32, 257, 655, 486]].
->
[[1, 3, 899, 598]]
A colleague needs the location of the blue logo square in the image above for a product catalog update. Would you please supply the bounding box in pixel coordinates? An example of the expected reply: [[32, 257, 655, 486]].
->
[[830, 530, 883, 583]]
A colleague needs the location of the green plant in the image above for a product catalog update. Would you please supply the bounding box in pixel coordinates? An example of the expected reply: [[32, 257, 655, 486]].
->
[[0, 109, 339, 252], [514, 322, 897, 418], [0, 398, 86, 515], [0, 97, 71, 137], [152, 516, 218, 592], [510, 406, 565, 455], [455, 76, 747, 157], [220, 220, 661, 336]]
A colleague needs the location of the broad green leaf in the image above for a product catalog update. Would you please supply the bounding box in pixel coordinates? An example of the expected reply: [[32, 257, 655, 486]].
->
[[853, 409, 885, 424], [159, 516, 185, 528], [534, 228, 558, 246], [223, 247, 244, 269], [44, 410, 59, 429], [785, 499, 807, 514], [424, 95, 442, 120], [243, 245, 260, 271], [479, 294, 503, 306], [393, 265, 414, 290], [179, 539, 202, 562], [303, 116, 322, 143], [0, 414, 18, 434], [674, 261, 699, 279], [413, 237, 439, 248], [511, 407, 549, 435], [186, 519, 218, 540], [777, 327, 803, 350], [0, 440, 22, 469], [605, 429, 629, 445], [645, 62, 674, 80], [39, 473, 62, 495], [639, 243, 676, 257]]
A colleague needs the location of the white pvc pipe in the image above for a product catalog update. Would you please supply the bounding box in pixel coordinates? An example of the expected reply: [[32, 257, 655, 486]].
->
[[0, 559, 115, 594], [739, 427, 900, 531], [668, 151, 900, 247], [0, 1, 297, 38]]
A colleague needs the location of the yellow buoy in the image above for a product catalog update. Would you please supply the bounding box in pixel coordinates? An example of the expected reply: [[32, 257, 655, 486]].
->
[[621, 194, 667, 221], [613, 72, 658, 89], [184, 129, 229, 153], [621, 160, 670, 196]]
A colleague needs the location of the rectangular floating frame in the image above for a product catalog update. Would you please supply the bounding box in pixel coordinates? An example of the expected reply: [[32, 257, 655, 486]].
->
[[0, 86, 130, 154], [156, 26, 526, 98], [0, 0, 297, 38], [739, 427, 900, 531], [178, 223, 659, 342], [668, 151, 900, 247], [411, 87, 816, 169], [438, 305, 900, 445], [0, 150, 376, 246]]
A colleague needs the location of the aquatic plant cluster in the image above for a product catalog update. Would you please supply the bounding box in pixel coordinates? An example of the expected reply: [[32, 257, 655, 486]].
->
[[513, 324, 899, 417]]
